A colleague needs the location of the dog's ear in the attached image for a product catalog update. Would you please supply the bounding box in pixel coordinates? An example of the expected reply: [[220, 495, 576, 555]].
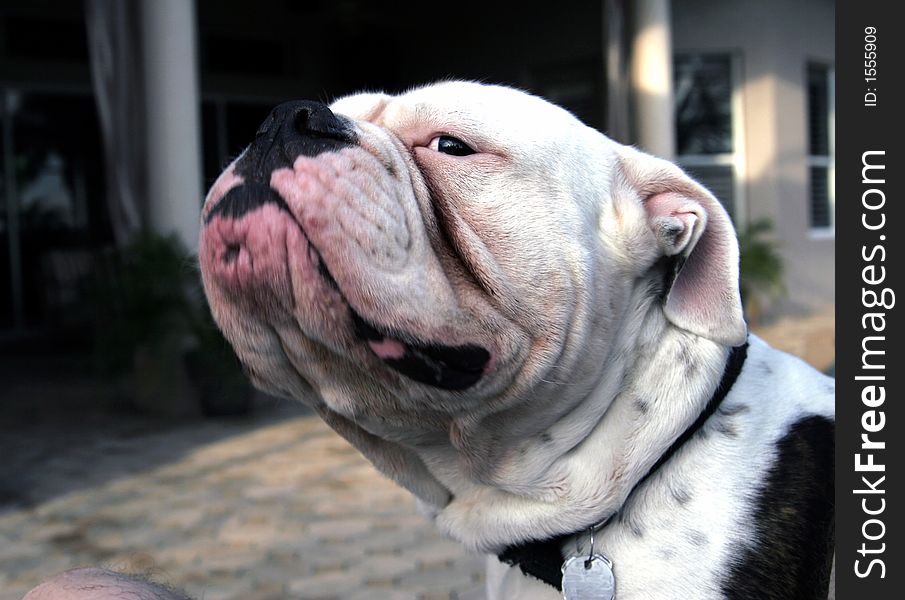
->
[[617, 147, 747, 346]]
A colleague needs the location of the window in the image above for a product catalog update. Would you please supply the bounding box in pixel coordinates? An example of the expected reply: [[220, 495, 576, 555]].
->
[[807, 63, 835, 234], [673, 53, 744, 225], [0, 89, 110, 331]]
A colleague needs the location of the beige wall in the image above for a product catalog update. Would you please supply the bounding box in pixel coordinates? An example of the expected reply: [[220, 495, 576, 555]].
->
[[672, 0, 835, 315]]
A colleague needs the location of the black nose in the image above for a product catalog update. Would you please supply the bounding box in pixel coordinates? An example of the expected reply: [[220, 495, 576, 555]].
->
[[258, 101, 351, 141], [233, 100, 357, 183]]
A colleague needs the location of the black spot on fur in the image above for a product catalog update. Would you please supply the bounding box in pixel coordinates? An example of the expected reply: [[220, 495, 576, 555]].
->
[[718, 404, 750, 417], [659, 547, 676, 561], [673, 339, 700, 377], [686, 530, 708, 547], [670, 486, 692, 506], [498, 541, 566, 590], [721, 416, 834, 600], [205, 182, 291, 223], [617, 509, 645, 538], [759, 360, 774, 376], [714, 419, 738, 438], [635, 398, 650, 415], [540, 432, 553, 443]]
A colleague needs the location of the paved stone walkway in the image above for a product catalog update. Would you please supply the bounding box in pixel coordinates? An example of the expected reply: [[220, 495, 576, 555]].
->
[[0, 370, 485, 600], [751, 305, 835, 373], [0, 306, 834, 600]]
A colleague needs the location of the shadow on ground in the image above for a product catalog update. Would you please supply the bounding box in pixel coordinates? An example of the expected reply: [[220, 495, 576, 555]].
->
[[0, 347, 309, 513], [0, 345, 485, 600]]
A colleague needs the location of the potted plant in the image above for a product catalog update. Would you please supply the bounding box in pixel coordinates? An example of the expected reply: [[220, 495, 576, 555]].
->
[[737, 218, 784, 325], [90, 233, 251, 417], [184, 302, 253, 417]]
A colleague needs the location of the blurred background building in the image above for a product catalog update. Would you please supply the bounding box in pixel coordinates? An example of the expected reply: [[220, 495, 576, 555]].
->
[[0, 0, 833, 348], [0, 0, 835, 352]]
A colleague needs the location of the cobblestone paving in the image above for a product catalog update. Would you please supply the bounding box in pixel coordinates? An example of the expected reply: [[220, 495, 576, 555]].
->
[[0, 306, 834, 600], [0, 390, 485, 600], [751, 305, 835, 373]]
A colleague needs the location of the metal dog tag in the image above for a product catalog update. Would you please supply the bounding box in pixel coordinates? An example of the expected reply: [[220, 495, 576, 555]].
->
[[561, 554, 615, 600]]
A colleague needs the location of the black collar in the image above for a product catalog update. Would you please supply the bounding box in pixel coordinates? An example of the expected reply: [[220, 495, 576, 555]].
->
[[497, 341, 749, 590]]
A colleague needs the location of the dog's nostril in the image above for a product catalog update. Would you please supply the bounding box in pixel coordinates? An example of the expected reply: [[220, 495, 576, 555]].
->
[[223, 243, 241, 264]]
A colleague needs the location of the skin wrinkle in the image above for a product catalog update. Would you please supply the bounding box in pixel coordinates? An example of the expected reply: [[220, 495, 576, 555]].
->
[[460, 195, 608, 434], [361, 129, 422, 238], [356, 124, 406, 187], [419, 170, 507, 306], [670, 485, 692, 506], [282, 149, 462, 342], [326, 162, 403, 241], [353, 153, 408, 225], [297, 163, 407, 269], [277, 175, 390, 322], [281, 231, 299, 315], [461, 318, 584, 464], [263, 322, 318, 399]]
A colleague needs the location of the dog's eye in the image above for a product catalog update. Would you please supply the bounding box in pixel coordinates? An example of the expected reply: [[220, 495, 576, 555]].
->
[[430, 135, 476, 156]]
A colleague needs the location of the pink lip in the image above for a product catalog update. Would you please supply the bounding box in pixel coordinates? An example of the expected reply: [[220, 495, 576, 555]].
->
[[368, 337, 407, 360]]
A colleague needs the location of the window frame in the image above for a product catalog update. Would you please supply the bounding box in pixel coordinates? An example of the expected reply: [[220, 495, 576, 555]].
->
[[807, 63, 836, 238], [673, 51, 747, 229]]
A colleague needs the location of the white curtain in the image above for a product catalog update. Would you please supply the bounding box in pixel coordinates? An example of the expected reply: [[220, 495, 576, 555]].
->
[[85, 0, 146, 245], [604, 0, 631, 144]]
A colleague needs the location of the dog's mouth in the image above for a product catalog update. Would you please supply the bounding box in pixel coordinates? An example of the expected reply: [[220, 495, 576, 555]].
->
[[204, 181, 491, 391], [349, 309, 490, 391]]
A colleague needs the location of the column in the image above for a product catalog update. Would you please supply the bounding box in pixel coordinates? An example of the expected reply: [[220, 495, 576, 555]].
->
[[629, 0, 676, 160], [140, 0, 203, 251]]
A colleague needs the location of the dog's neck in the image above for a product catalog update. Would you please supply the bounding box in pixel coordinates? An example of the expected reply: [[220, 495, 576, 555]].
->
[[497, 339, 748, 589], [408, 276, 736, 551]]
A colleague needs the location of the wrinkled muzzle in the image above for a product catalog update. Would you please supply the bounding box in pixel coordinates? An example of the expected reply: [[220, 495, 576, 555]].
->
[[198, 100, 492, 393]]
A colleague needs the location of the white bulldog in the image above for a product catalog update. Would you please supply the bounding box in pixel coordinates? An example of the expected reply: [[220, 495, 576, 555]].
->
[[198, 82, 835, 599]]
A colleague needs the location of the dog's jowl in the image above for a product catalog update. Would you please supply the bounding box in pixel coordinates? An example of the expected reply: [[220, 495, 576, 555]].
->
[[199, 82, 835, 600]]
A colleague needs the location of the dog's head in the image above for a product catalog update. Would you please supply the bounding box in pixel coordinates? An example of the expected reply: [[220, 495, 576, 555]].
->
[[199, 82, 745, 494]]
